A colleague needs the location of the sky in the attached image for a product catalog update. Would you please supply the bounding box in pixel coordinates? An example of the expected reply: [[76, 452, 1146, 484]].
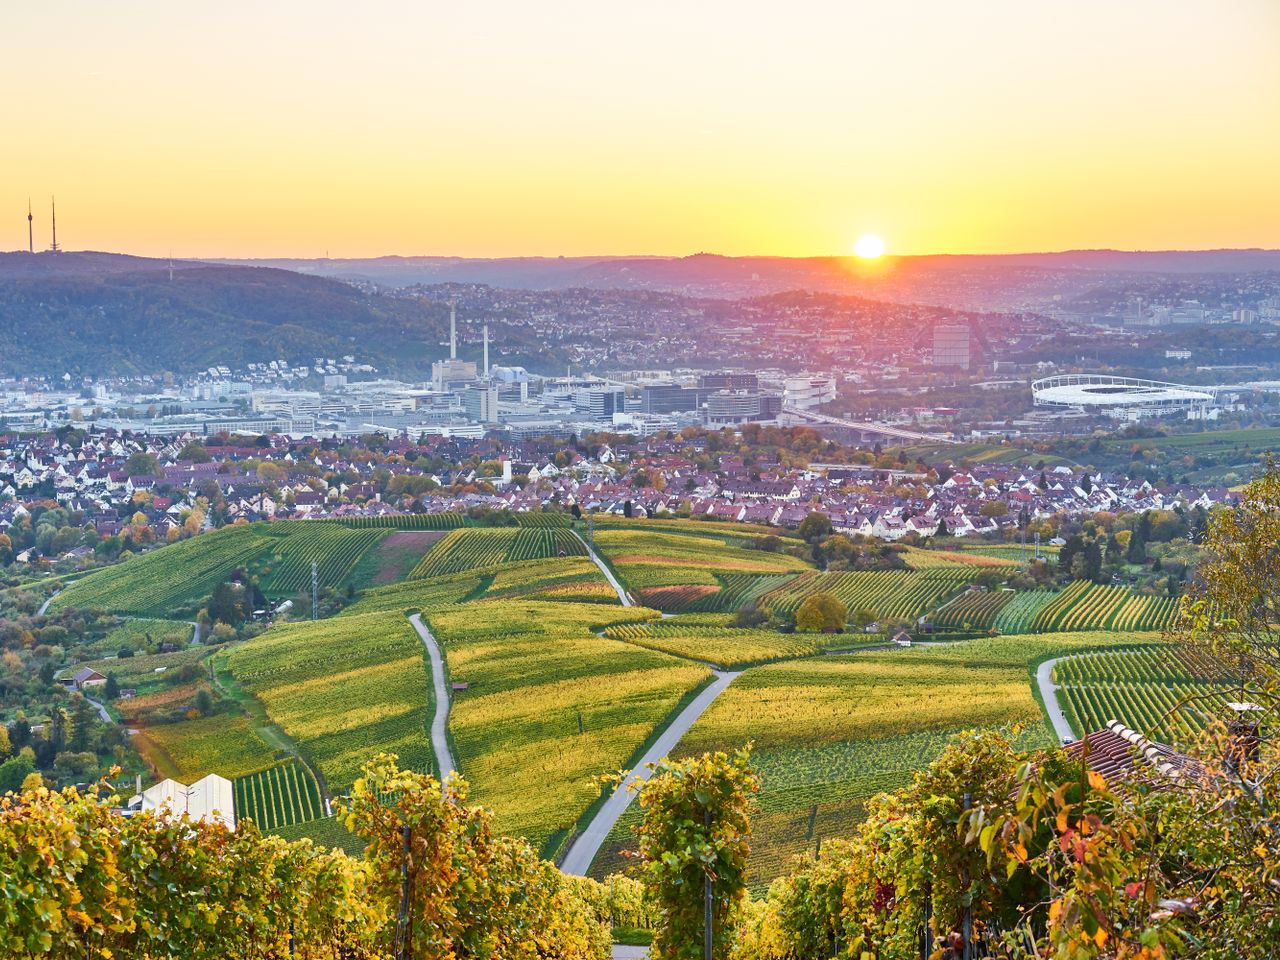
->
[[4, 1, 1279, 259]]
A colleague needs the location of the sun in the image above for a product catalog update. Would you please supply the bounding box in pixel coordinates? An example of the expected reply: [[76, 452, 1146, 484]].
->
[[854, 233, 886, 259]]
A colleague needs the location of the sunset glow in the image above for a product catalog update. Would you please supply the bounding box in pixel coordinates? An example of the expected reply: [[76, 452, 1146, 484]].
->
[[3, 1, 1279, 258]]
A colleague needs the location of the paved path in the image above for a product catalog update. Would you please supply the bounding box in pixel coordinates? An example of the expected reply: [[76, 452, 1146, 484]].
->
[[409, 614, 457, 779], [85, 697, 114, 725], [560, 669, 741, 876], [37, 588, 63, 616], [611, 947, 649, 959], [1036, 657, 1075, 742], [574, 531, 631, 607]]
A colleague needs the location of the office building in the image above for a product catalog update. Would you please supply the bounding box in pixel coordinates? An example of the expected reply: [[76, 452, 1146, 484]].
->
[[932, 324, 971, 370], [700, 372, 758, 391]]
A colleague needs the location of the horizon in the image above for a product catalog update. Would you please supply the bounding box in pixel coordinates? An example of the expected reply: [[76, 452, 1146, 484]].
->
[[6, 1, 1279, 260], [6, 244, 1280, 263]]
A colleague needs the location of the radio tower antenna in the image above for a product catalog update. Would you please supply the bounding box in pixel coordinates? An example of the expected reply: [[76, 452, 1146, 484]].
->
[[27, 198, 33, 254], [483, 323, 490, 376], [49, 196, 59, 253]]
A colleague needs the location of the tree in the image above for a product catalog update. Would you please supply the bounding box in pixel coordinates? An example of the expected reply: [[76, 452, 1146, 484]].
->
[[797, 511, 833, 544], [68, 697, 96, 753], [0, 725, 9, 760], [338, 754, 607, 957], [0, 752, 35, 793], [795, 592, 848, 632], [124, 451, 160, 477], [104, 673, 120, 699], [634, 747, 759, 960], [194, 689, 214, 715], [178, 440, 212, 462]]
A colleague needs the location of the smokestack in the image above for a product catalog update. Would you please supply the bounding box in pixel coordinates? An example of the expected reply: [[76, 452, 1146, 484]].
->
[[27, 198, 33, 254], [483, 323, 489, 377], [449, 301, 457, 360]]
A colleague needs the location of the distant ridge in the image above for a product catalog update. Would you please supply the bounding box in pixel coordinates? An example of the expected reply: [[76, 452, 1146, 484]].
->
[[0, 252, 561, 378], [207, 248, 1280, 293]]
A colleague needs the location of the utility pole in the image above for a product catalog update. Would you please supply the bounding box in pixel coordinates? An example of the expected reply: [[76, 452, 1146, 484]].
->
[[587, 509, 594, 551], [311, 562, 319, 620]]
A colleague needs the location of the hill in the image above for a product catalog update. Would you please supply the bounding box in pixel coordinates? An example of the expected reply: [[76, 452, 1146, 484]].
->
[[211, 249, 1280, 300], [0, 252, 561, 377]]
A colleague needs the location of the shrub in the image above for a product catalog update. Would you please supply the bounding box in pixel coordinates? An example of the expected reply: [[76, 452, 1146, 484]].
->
[[795, 592, 847, 632]]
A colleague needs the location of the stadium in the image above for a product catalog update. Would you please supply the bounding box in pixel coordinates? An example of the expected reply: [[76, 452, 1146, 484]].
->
[[1031, 375, 1217, 420]]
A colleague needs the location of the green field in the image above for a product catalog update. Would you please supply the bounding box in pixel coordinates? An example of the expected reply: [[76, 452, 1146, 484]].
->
[[758, 568, 976, 621], [1054, 645, 1246, 746], [226, 611, 433, 792], [931, 588, 1013, 629], [424, 598, 708, 857], [234, 760, 326, 830], [255, 523, 388, 596], [591, 629, 1153, 890], [86, 507, 1204, 892], [51, 525, 271, 616]]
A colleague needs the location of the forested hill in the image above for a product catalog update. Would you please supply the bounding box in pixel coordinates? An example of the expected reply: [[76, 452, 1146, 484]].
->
[[0, 252, 559, 378]]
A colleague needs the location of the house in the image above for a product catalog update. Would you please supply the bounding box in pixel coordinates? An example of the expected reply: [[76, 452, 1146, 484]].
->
[[129, 773, 236, 831], [892, 630, 913, 647], [61, 667, 108, 690]]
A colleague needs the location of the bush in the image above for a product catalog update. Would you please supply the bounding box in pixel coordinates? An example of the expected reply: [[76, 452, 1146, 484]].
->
[[794, 592, 847, 632]]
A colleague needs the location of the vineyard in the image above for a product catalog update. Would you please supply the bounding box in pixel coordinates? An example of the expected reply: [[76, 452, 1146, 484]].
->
[[604, 620, 826, 668], [233, 760, 325, 830], [930, 589, 1014, 630], [758, 568, 976, 622], [226, 611, 433, 792], [342, 569, 491, 615], [330, 513, 464, 530], [483, 557, 605, 599], [594, 528, 808, 591], [1030, 580, 1179, 632], [50, 526, 271, 616], [900, 546, 1017, 569], [513, 512, 572, 527], [133, 713, 279, 782], [256, 524, 388, 596], [424, 598, 704, 855], [1054, 646, 1244, 745], [687, 572, 800, 614], [589, 631, 1137, 889], [409, 528, 586, 579], [991, 590, 1056, 633]]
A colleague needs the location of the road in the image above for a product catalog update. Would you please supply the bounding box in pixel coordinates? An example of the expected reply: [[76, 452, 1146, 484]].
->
[[1036, 657, 1076, 742], [85, 697, 114, 725], [409, 613, 457, 779], [559, 669, 741, 876], [574, 531, 631, 607], [37, 588, 64, 616], [611, 947, 648, 959]]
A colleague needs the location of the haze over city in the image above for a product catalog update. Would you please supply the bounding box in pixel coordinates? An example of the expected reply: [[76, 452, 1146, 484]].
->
[[6, 0, 1280, 259]]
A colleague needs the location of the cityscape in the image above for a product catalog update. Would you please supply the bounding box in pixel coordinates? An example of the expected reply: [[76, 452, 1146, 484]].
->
[[2, 3, 1279, 959]]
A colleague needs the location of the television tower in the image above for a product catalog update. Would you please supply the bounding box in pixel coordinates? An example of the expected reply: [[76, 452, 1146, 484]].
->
[[449, 300, 457, 359], [483, 323, 490, 376], [48, 196, 59, 253], [27, 198, 33, 254]]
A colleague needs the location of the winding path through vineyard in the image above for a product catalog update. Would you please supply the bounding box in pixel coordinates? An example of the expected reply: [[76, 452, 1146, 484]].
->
[[1037, 657, 1075, 742], [560, 669, 742, 877], [574, 530, 632, 606], [409, 614, 456, 779]]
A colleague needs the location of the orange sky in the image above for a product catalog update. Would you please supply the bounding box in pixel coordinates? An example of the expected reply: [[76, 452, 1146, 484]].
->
[[5, 1, 1279, 259]]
